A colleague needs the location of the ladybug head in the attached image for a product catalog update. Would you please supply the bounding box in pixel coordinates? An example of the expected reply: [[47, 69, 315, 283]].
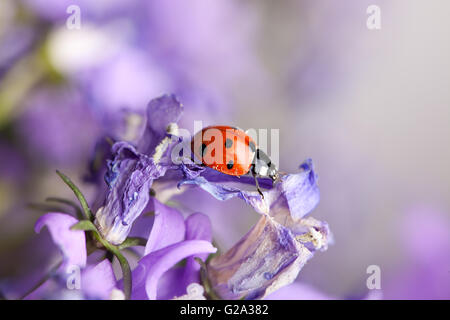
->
[[253, 149, 279, 182]]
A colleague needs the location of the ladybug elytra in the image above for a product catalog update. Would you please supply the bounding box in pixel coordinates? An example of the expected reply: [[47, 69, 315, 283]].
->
[[191, 125, 279, 197]]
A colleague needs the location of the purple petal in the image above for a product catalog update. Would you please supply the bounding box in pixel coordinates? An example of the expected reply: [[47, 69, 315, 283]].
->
[[140, 240, 216, 300], [201, 166, 274, 188], [184, 212, 212, 242], [81, 259, 116, 300], [270, 159, 320, 220], [35, 213, 86, 268], [179, 159, 320, 220], [95, 142, 165, 245], [154, 267, 186, 300], [207, 216, 314, 300], [144, 199, 186, 255], [138, 94, 183, 155], [183, 213, 213, 286], [178, 175, 267, 213]]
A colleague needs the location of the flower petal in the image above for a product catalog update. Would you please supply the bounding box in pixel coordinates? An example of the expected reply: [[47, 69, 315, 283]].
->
[[178, 175, 268, 214], [206, 215, 314, 300], [95, 142, 164, 245], [35, 213, 86, 268], [269, 159, 320, 220], [183, 212, 213, 286], [81, 259, 116, 300], [179, 159, 320, 220], [138, 94, 183, 155], [140, 240, 216, 300], [144, 199, 186, 255]]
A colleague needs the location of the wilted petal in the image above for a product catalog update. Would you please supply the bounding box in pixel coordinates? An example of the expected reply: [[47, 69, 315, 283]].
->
[[179, 159, 319, 220], [138, 94, 183, 155], [144, 199, 186, 255], [140, 240, 216, 300], [35, 213, 86, 269], [268, 159, 320, 220], [179, 175, 269, 214], [206, 215, 315, 300], [95, 142, 165, 245]]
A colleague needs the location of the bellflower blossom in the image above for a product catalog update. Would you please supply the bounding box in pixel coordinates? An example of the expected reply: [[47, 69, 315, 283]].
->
[[93, 94, 182, 245], [25, 213, 118, 300], [120, 199, 216, 300], [23, 93, 331, 300], [179, 160, 331, 299]]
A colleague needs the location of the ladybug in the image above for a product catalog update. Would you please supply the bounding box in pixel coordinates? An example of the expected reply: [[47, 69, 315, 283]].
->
[[191, 125, 279, 197]]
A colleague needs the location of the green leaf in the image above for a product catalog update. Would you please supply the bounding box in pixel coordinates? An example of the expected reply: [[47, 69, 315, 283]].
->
[[118, 237, 147, 250], [71, 220, 97, 232], [55, 170, 93, 221]]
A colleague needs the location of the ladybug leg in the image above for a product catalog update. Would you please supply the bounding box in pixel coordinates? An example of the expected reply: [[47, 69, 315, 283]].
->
[[250, 164, 264, 199]]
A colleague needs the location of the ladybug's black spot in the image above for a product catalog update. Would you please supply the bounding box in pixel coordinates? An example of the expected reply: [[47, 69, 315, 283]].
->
[[227, 160, 234, 170], [248, 141, 256, 152], [200, 143, 207, 157], [225, 138, 233, 149]]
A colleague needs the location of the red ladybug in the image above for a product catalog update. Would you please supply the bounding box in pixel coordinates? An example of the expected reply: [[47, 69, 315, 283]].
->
[[191, 125, 279, 197]]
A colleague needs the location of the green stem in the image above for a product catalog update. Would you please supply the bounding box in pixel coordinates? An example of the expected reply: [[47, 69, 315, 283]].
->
[[55, 171, 94, 221], [93, 232, 132, 299]]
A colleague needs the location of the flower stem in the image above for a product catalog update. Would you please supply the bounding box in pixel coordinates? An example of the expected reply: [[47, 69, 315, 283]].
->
[[55, 170, 94, 221], [54, 171, 133, 299], [93, 232, 132, 300]]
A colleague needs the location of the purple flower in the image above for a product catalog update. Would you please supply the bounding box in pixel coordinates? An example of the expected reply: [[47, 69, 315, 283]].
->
[[179, 159, 331, 299], [137, 94, 183, 155], [94, 94, 183, 245], [205, 210, 330, 300], [94, 142, 163, 245], [180, 159, 322, 222], [120, 199, 217, 300], [21, 92, 331, 300], [25, 213, 117, 300]]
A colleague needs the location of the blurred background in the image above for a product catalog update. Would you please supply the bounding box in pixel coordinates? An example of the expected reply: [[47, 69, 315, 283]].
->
[[0, 0, 449, 299]]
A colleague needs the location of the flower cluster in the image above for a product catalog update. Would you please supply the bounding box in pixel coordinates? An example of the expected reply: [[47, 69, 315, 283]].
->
[[24, 94, 331, 300]]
